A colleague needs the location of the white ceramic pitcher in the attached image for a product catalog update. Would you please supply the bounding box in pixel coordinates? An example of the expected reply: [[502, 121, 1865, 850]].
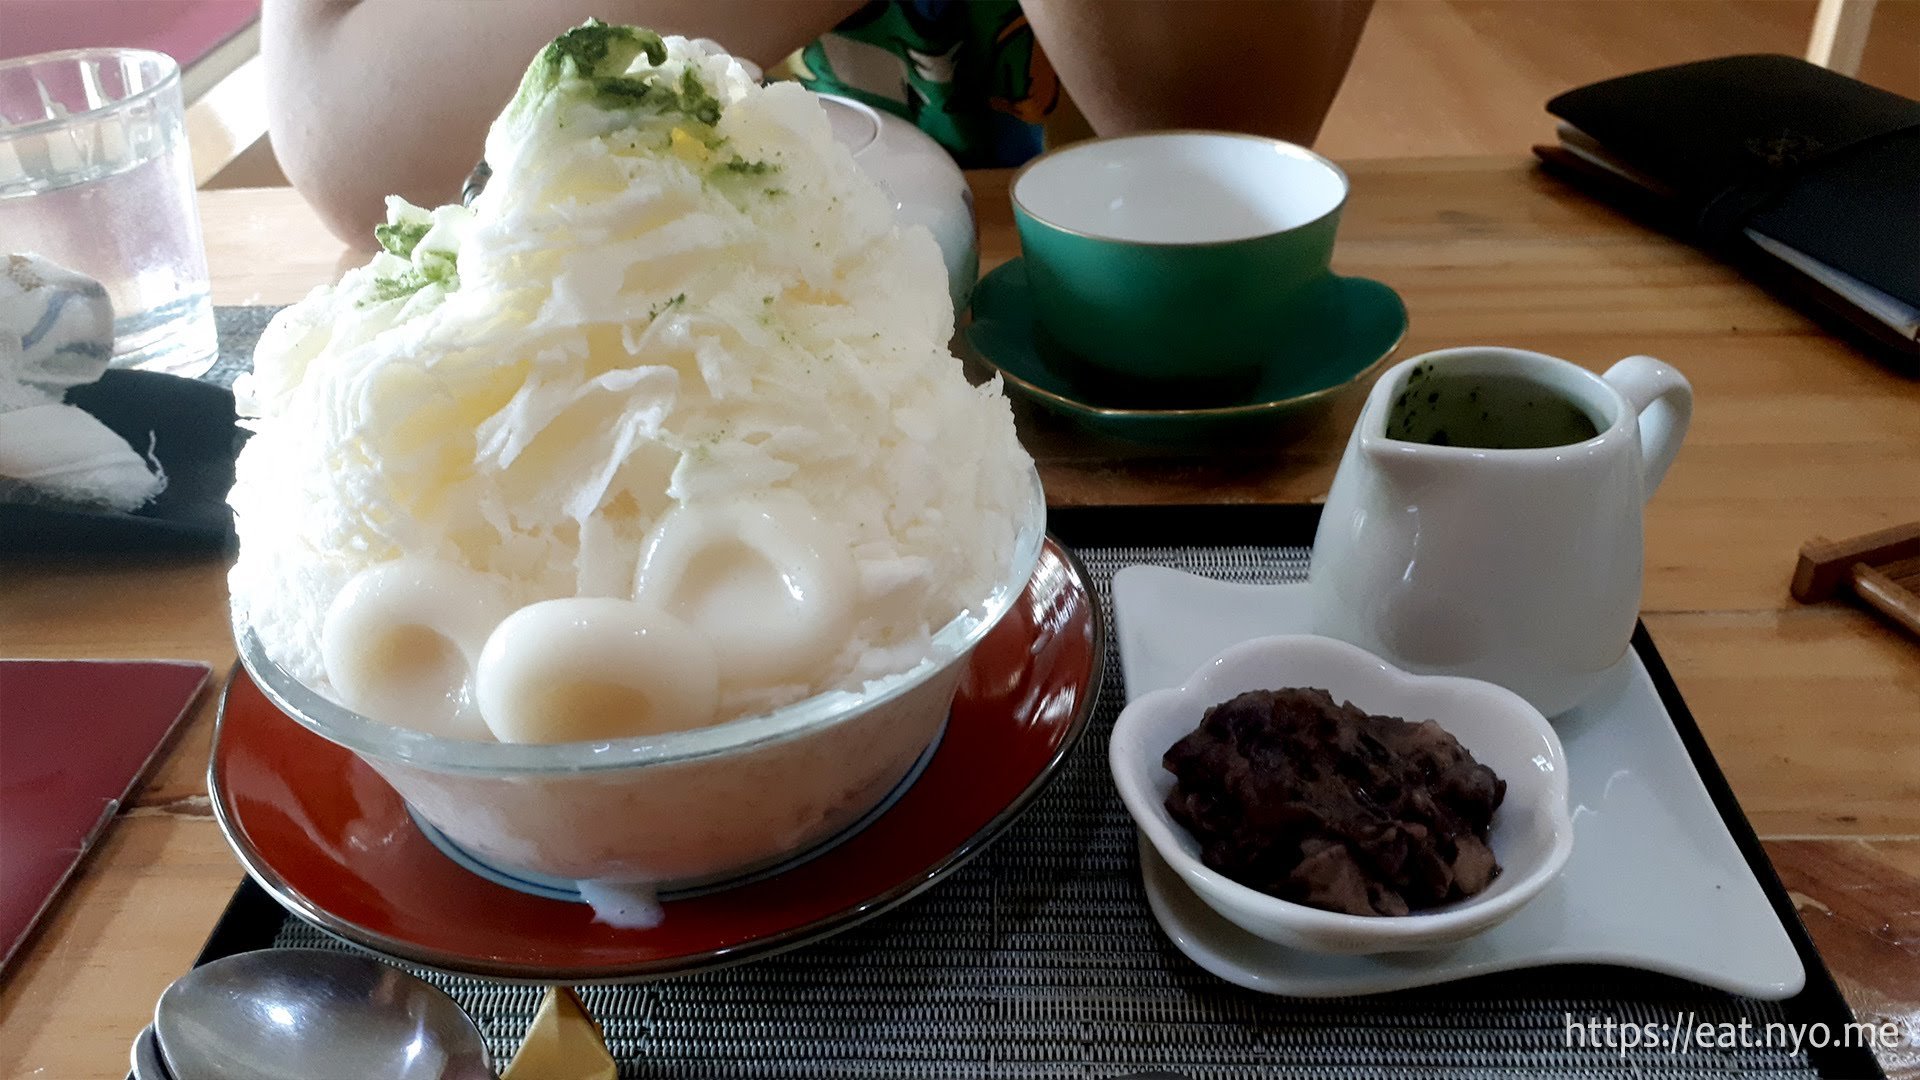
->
[[1309, 347, 1692, 716]]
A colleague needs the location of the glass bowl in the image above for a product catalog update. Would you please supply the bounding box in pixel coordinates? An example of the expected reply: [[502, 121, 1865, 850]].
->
[[234, 466, 1046, 891]]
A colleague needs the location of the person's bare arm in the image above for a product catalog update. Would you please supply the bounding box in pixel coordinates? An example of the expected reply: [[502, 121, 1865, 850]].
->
[[1021, 0, 1372, 145], [264, 0, 858, 245]]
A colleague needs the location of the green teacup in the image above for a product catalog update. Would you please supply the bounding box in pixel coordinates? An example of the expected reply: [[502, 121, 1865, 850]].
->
[[1011, 131, 1349, 384]]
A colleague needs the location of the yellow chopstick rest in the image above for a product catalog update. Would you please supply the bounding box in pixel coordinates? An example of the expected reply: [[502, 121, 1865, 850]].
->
[[502, 987, 617, 1080]]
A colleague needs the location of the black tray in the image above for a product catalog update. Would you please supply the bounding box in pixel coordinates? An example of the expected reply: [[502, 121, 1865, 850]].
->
[[170, 503, 1881, 1079]]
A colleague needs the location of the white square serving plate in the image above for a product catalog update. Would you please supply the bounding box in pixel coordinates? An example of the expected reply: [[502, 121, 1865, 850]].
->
[[1111, 565, 1805, 1000]]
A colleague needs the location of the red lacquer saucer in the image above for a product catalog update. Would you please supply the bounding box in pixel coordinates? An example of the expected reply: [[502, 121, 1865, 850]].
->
[[209, 539, 1102, 982]]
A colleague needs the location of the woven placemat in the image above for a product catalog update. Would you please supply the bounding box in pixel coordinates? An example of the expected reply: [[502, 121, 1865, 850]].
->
[[212, 306, 1816, 1077], [267, 541, 1811, 1080]]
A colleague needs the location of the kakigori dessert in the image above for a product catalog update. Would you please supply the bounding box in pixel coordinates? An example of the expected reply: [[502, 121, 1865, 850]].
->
[[228, 23, 1036, 751]]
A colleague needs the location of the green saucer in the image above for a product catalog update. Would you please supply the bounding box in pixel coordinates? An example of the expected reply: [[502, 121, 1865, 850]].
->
[[961, 259, 1407, 446]]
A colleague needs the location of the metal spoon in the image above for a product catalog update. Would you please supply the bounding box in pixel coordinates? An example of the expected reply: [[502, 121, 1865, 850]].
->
[[129, 1025, 168, 1080], [153, 948, 493, 1080]]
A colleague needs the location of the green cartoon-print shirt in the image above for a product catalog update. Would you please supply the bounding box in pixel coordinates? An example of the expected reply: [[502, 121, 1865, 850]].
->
[[787, 0, 1060, 168]]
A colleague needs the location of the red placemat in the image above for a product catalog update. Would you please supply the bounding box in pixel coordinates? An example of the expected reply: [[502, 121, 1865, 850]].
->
[[0, 659, 210, 970]]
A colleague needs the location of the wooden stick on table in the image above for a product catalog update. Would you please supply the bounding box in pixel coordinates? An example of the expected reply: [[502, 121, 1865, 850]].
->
[[1792, 521, 1920, 637]]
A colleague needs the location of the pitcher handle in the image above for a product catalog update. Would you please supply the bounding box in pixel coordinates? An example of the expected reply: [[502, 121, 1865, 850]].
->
[[1602, 355, 1693, 497]]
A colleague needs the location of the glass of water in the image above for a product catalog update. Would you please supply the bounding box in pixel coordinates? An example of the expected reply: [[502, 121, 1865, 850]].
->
[[0, 48, 215, 378]]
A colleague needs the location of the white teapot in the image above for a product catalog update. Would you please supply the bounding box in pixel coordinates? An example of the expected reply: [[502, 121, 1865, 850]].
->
[[815, 93, 977, 318]]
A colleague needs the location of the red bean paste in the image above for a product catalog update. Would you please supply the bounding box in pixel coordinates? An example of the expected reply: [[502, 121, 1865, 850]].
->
[[1162, 688, 1505, 916]]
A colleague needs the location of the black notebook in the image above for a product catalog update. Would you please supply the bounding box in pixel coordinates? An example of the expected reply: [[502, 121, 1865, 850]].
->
[[1536, 55, 1919, 366]]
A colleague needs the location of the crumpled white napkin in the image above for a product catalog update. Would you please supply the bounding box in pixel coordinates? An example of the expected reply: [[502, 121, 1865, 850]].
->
[[0, 253, 165, 511]]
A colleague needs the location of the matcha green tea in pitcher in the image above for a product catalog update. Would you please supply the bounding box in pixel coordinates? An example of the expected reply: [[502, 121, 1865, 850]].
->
[[1388, 368, 1601, 449], [1310, 346, 1693, 716]]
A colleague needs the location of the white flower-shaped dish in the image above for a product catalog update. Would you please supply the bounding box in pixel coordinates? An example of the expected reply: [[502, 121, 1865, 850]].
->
[[1110, 634, 1574, 955]]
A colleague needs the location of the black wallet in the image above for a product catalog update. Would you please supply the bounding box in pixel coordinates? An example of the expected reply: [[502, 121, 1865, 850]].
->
[[1535, 55, 1919, 367]]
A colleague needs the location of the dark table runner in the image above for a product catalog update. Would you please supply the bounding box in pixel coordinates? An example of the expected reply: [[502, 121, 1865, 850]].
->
[[189, 308, 1869, 1078]]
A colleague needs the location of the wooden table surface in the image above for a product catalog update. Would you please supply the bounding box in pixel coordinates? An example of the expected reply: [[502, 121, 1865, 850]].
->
[[2, 160, 1916, 1078]]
